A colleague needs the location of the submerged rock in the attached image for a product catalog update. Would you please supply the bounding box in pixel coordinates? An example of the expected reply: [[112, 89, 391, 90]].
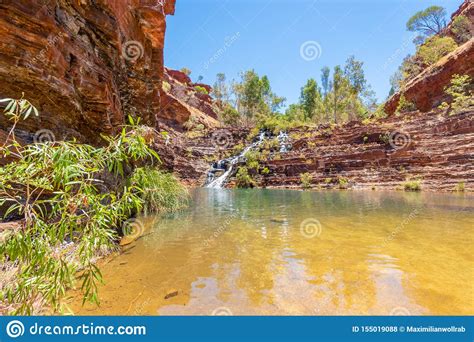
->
[[164, 290, 179, 299]]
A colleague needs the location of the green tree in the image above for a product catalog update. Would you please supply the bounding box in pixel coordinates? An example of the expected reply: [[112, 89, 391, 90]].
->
[[300, 78, 323, 121], [321, 66, 331, 97], [285, 104, 305, 122], [328, 66, 351, 123], [237, 70, 285, 121], [344, 56, 372, 120], [389, 70, 403, 94], [213, 73, 229, 105], [406, 6, 447, 37], [344, 55, 367, 95], [321, 66, 331, 121]]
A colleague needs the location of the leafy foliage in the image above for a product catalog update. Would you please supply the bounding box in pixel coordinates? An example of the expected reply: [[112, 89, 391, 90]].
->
[[439, 74, 474, 114], [235, 167, 256, 188], [406, 6, 447, 37], [300, 79, 324, 121], [396, 95, 417, 114], [194, 85, 209, 95], [180, 67, 192, 76], [300, 173, 312, 190], [0, 98, 187, 314], [451, 15, 472, 44], [417, 36, 457, 66], [130, 167, 189, 215], [403, 178, 422, 191]]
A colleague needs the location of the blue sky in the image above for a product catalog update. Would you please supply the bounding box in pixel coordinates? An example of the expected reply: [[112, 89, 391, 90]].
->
[[165, 0, 461, 106]]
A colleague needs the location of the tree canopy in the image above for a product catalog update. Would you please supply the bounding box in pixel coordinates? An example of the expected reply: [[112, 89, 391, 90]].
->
[[406, 6, 447, 37]]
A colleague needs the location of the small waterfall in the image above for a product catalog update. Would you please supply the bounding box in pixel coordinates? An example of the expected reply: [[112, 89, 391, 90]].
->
[[205, 130, 291, 189], [206, 131, 266, 189], [277, 131, 291, 153]]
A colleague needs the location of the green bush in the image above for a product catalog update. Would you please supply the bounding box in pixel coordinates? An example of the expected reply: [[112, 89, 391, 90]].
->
[[194, 85, 209, 95], [130, 167, 189, 215], [338, 177, 349, 189], [396, 94, 417, 113], [162, 81, 171, 92], [418, 36, 457, 66], [300, 172, 312, 189], [439, 74, 474, 114], [219, 103, 240, 126], [403, 178, 422, 191], [0, 97, 186, 314], [235, 167, 256, 188], [451, 15, 472, 44], [454, 181, 465, 192]]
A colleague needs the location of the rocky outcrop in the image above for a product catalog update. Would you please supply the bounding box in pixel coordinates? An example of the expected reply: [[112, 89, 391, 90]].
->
[[257, 110, 473, 192], [0, 0, 175, 144], [385, 0, 474, 115], [385, 40, 474, 115], [160, 68, 219, 131], [154, 127, 248, 186], [192, 110, 473, 192]]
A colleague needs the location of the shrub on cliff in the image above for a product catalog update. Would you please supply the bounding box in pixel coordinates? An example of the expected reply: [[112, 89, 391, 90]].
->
[[417, 36, 458, 66], [451, 15, 472, 44], [0, 97, 187, 314], [300, 173, 312, 190], [180, 67, 192, 76], [396, 95, 417, 114], [439, 74, 474, 114], [194, 85, 209, 95], [403, 177, 422, 191], [235, 166, 256, 188]]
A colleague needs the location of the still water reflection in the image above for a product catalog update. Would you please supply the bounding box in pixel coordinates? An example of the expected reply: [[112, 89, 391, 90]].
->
[[72, 189, 473, 315]]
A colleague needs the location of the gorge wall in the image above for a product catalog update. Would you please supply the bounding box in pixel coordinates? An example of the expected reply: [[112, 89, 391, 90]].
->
[[0, 0, 177, 144], [385, 0, 474, 115], [180, 108, 473, 192]]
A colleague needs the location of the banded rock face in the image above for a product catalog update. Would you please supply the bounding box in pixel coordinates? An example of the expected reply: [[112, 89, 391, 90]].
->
[[0, 0, 176, 144], [257, 110, 473, 192], [185, 110, 473, 192]]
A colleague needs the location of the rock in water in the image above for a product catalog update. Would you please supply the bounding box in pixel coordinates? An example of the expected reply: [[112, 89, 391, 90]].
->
[[164, 290, 179, 299]]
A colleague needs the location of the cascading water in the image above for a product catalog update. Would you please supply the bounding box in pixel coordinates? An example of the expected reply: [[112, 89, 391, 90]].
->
[[206, 130, 291, 189], [277, 131, 291, 153], [206, 131, 266, 188]]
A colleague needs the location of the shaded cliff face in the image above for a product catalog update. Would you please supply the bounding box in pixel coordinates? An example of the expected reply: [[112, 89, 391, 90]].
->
[[385, 0, 474, 115], [0, 0, 175, 144]]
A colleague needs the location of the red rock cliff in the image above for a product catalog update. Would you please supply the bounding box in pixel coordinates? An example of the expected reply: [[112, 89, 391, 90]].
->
[[0, 0, 176, 144], [385, 0, 474, 115]]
